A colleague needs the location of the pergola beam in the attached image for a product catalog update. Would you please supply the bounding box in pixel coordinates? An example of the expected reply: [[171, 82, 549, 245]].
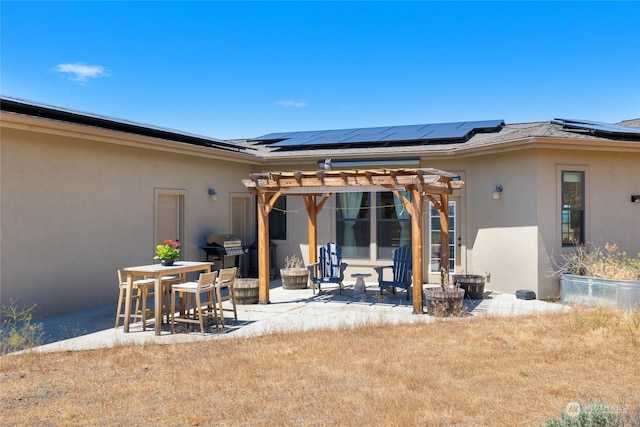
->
[[245, 171, 460, 199]]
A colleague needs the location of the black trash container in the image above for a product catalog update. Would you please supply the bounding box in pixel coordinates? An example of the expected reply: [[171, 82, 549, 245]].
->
[[248, 240, 277, 279]]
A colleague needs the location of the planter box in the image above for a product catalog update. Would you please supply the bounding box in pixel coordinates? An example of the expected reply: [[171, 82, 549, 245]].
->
[[424, 286, 465, 317], [280, 269, 309, 290], [234, 278, 259, 304], [452, 274, 485, 299], [560, 274, 640, 311]]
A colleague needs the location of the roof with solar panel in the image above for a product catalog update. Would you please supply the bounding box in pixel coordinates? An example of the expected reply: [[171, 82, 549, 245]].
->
[[249, 119, 506, 151], [551, 118, 640, 139], [239, 117, 640, 159], [3, 96, 639, 158]]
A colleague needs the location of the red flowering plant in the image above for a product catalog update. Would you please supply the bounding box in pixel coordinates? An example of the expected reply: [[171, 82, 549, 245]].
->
[[154, 239, 181, 260]]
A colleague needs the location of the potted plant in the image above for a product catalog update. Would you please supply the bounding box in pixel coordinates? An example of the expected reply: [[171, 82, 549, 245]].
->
[[452, 273, 486, 299], [154, 239, 181, 266], [280, 254, 309, 289], [424, 267, 466, 317], [552, 242, 640, 311]]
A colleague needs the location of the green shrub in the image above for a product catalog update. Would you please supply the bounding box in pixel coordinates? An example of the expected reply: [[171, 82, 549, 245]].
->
[[542, 400, 621, 427], [0, 298, 44, 354]]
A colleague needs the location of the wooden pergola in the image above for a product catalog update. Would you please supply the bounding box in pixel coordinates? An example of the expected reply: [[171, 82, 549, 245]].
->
[[242, 168, 464, 313]]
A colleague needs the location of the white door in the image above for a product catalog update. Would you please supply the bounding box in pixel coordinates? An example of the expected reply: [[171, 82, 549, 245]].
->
[[231, 196, 248, 243], [156, 192, 184, 255], [426, 198, 460, 280]]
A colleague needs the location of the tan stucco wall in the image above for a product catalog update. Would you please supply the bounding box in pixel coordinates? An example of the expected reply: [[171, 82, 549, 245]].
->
[[535, 149, 640, 298], [428, 148, 639, 299], [1, 125, 254, 317], [423, 153, 541, 296]]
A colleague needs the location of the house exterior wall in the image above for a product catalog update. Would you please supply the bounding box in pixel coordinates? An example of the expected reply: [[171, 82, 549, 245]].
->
[[255, 147, 639, 301], [1, 121, 254, 317], [3, 108, 638, 317], [536, 148, 640, 298], [422, 148, 640, 299], [424, 152, 541, 295]]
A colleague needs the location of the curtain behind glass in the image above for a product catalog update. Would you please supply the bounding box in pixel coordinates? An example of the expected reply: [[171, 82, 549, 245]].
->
[[393, 191, 411, 246], [339, 192, 363, 257]]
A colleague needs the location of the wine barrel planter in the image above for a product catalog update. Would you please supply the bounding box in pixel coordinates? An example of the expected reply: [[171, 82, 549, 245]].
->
[[452, 274, 486, 299], [234, 278, 259, 304], [280, 269, 309, 290], [424, 286, 466, 317]]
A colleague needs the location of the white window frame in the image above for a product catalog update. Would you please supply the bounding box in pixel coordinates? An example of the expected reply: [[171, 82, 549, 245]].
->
[[556, 165, 589, 249], [428, 200, 457, 274]]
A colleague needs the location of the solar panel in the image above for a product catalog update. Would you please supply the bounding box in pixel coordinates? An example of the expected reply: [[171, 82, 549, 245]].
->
[[267, 131, 328, 147], [248, 131, 294, 141], [428, 122, 464, 130], [271, 135, 324, 147], [378, 130, 434, 142], [465, 119, 506, 131], [297, 130, 358, 145], [424, 126, 470, 140], [565, 122, 640, 135], [553, 118, 640, 137], [342, 133, 391, 144], [386, 124, 430, 134], [254, 119, 505, 149]]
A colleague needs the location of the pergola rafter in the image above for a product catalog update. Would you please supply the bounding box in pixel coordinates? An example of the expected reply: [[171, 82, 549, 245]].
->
[[243, 168, 464, 313]]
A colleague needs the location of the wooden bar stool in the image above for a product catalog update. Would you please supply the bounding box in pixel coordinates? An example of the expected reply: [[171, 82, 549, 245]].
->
[[170, 271, 219, 335], [159, 274, 186, 322], [215, 267, 238, 329], [115, 270, 156, 330]]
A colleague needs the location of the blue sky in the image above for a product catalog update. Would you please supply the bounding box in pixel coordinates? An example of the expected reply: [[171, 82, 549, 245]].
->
[[2, 1, 639, 140]]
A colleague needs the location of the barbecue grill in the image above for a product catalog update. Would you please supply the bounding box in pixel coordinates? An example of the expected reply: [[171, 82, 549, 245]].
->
[[200, 234, 247, 274]]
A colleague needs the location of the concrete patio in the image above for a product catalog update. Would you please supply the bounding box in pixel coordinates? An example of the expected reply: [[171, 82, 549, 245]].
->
[[31, 280, 569, 353]]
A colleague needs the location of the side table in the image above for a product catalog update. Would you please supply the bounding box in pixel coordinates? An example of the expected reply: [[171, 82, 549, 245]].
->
[[351, 273, 372, 297]]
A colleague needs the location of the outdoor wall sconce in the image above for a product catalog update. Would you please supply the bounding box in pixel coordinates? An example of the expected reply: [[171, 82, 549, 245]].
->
[[632, 195, 640, 203], [208, 188, 217, 200], [492, 185, 503, 200]]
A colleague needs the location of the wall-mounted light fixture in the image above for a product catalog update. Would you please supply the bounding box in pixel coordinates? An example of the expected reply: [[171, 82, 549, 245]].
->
[[208, 188, 217, 200], [632, 195, 640, 203], [492, 185, 503, 200]]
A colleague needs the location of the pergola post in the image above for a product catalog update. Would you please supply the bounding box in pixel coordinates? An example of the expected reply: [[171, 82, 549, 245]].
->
[[257, 192, 271, 304], [303, 193, 332, 279], [439, 193, 450, 284], [306, 195, 318, 269], [410, 187, 424, 314], [257, 191, 282, 304]]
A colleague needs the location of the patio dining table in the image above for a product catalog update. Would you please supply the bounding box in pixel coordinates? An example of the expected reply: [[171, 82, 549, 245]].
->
[[122, 261, 214, 336]]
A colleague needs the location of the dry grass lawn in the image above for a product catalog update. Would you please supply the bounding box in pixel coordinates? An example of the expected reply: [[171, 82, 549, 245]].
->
[[2, 306, 639, 426]]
